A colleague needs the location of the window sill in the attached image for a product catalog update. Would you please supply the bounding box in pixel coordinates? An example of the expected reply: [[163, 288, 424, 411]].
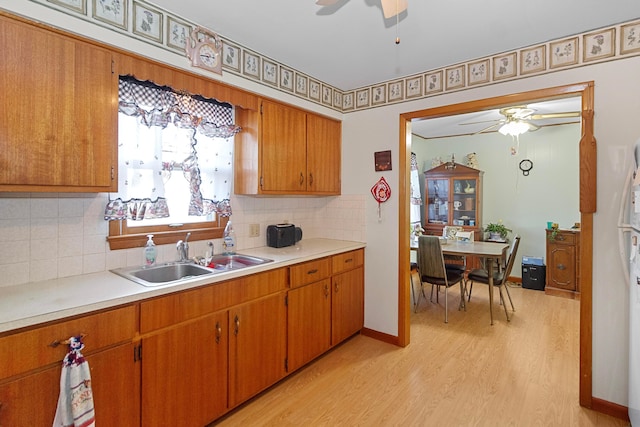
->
[[107, 227, 224, 250]]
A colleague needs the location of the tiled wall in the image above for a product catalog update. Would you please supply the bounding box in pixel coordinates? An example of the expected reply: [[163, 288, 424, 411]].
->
[[0, 193, 365, 288]]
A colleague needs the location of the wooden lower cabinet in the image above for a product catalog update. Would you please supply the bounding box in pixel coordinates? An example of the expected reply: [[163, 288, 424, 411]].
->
[[229, 292, 287, 407], [0, 364, 60, 426], [287, 249, 365, 373], [545, 229, 580, 299], [0, 306, 138, 426], [1, 250, 362, 426], [0, 344, 137, 426], [141, 311, 228, 427], [332, 266, 365, 345], [288, 278, 332, 372], [89, 343, 141, 426]]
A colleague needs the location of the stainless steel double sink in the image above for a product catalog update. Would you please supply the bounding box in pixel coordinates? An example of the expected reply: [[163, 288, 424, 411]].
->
[[111, 253, 273, 287]]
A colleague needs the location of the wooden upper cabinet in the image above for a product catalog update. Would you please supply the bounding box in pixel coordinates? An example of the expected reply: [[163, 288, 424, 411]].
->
[[0, 14, 117, 192], [261, 99, 308, 192], [235, 98, 341, 195], [306, 112, 341, 194]]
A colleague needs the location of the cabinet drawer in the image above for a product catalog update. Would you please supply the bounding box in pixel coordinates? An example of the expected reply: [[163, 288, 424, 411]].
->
[[290, 258, 331, 288], [140, 268, 287, 333], [332, 249, 364, 275], [0, 305, 136, 381], [547, 230, 577, 245]]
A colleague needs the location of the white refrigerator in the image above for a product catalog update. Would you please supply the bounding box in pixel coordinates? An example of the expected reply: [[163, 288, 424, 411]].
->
[[617, 139, 640, 425]]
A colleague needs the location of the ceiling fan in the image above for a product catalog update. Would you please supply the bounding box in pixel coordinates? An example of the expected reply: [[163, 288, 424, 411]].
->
[[315, 0, 408, 19], [462, 105, 581, 136]]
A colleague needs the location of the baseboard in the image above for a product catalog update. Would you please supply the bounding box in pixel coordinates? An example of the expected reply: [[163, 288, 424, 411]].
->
[[591, 397, 630, 421], [360, 327, 400, 346]]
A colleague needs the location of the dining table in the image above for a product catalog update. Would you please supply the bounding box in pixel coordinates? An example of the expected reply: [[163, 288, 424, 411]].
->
[[412, 238, 510, 325]]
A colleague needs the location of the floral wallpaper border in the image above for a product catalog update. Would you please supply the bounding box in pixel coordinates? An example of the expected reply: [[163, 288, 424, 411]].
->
[[29, 0, 640, 113]]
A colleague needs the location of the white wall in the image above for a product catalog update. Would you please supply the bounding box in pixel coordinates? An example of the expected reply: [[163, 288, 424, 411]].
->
[[412, 124, 581, 277], [3, 0, 638, 408]]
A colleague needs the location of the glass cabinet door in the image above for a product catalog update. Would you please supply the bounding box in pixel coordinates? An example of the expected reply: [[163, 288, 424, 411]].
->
[[452, 179, 476, 227], [426, 178, 449, 225]]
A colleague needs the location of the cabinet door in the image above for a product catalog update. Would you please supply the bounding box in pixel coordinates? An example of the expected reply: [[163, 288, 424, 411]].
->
[[288, 279, 332, 372], [88, 343, 140, 426], [548, 244, 577, 291], [0, 343, 137, 426], [0, 364, 59, 425], [0, 15, 116, 191], [425, 178, 450, 226], [332, 266, 364, 345], [141, 312, 228, 427], [260, 100, 307, 192], [306, 113, 341, 194], [229, 292, 287, 407], [452, 178, 478, 227]]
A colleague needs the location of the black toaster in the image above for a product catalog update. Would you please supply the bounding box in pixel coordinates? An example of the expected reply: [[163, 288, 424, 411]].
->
[[266, 224, 302, 248]]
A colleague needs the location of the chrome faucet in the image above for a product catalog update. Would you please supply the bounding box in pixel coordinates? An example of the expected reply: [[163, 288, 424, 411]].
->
[[176, 232, 191, 262]]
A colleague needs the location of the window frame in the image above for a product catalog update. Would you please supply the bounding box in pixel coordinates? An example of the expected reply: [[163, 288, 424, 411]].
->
[[107, 76, 236, 251], [107, 216, 229, 250]]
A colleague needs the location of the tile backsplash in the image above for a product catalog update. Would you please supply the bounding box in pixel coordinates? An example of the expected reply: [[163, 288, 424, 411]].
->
[[0, 193, 365, 288]]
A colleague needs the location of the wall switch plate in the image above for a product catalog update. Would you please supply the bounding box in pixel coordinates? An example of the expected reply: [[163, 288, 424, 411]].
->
[[249, 223, 260, 237]]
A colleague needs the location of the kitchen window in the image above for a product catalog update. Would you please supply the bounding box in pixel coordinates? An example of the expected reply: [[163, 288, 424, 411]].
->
[[106, 76, 240, 250]]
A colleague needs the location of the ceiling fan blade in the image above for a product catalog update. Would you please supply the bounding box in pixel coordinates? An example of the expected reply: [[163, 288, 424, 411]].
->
[[460, 119, 502, 126], [316, 0, 339, 5], [529, 112, 581, 120], [381, 0, 408, 19], [473, 122, 501, 135]]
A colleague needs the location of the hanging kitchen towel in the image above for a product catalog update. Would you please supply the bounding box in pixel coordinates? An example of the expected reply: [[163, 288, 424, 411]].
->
[[53, 335, 96, 427]]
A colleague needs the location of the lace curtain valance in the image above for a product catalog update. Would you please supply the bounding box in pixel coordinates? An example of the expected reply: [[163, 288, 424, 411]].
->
[[117, 75, 241, 138]]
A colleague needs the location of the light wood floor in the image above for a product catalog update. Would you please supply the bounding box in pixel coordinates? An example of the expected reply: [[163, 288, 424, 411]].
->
[[214, 282, 629, 426]]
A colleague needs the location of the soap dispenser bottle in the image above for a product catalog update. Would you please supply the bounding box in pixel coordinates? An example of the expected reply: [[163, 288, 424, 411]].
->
[[144, 234, 157, 266], [222, 220, 236, 255]]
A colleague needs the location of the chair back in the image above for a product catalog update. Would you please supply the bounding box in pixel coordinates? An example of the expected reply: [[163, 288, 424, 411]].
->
[[500, 234, 521, 285], [443, 226, 463, 239], [418, 235, 446, 280]]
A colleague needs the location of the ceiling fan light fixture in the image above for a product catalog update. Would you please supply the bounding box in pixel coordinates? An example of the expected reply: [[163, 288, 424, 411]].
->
[[498, 120, 530, 137]]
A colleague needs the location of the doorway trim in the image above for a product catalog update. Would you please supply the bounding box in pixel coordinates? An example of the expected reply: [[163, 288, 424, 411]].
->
[[397, 82, 595, 407]]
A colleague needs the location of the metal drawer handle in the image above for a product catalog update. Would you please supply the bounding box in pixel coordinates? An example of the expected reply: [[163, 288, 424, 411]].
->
[[49, 333, 87, 348], [557, 264, 566, 270], [215, 321, 222, 344], [307, 269, 318, 275]]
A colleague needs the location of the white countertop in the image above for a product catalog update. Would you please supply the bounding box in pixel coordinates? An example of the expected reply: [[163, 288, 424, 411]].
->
[[0, 238, 365, 334]]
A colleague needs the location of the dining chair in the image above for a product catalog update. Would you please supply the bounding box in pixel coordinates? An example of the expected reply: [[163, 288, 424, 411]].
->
[[410, 261, 419, 310], [442, 226, 466, 274], [415, 235, 466, 323], [466, 235, 520, 321]]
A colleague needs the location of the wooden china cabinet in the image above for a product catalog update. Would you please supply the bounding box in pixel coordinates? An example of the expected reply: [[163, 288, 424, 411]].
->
[[423, 162, 483, 238]]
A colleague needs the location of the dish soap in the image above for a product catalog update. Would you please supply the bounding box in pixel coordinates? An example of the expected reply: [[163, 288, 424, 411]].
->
[[222, 221, 236, 255], [144, 234, 157, 266]]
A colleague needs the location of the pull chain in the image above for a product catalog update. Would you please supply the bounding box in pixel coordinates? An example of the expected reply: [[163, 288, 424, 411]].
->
[[395, 0, 400, 44]]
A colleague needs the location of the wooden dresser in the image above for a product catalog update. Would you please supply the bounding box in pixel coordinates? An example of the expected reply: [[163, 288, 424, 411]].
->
[[545, 228, 580, 299]]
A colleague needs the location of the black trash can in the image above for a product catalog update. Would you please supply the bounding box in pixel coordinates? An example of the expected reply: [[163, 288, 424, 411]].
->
[[522, 262, 546, 291]]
